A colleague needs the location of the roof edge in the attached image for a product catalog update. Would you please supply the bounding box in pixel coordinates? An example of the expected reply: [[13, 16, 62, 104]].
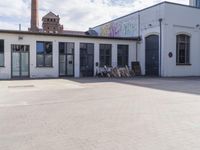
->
[[92, 1, 197, 29], [0, 29, 141, 41]]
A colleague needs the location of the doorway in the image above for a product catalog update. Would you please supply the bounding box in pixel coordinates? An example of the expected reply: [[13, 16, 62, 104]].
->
[[145, 35, 159, 76], [59, 42, 74, 77], [11, 45, 30, 78], [80, 43, 94, 77]]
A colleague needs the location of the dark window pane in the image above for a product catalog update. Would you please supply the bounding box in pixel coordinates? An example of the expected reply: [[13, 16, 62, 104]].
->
[[99, 44, 112, 67], [0, 40, 4, 53], [87, 44, 94, 54], [106, 56, 111, 66], [45, 42, 52, 54], [106, 49, 111, 55], [59, 43, 65, 54], [80, 43, 87, 49], [37, 42, 44, 54], [176, 34, 190, 64], [118, 56, 122, 66], [117, 45, 129, 67]]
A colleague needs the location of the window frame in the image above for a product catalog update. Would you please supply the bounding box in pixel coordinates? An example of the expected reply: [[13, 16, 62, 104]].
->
[[99, 44, 112, 67], [117, 44, 129, 67], [0, 40, 4, 67], [176, 34, 191, 65], [36, 41, 53, 67]]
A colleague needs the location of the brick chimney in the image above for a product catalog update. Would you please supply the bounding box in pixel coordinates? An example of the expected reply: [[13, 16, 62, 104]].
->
[[30, 0, 39, 32]]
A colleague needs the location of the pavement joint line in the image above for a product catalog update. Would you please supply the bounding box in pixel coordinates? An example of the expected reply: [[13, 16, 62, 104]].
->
[[8, 85, 35, 88]]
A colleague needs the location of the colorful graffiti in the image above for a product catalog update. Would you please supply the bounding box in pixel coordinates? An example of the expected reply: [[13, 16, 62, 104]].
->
[[97, 15, 137, 37]]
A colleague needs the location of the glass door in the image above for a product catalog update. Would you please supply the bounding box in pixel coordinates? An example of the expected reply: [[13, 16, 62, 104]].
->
[[80, 43, 94, 77], [59, 42, 74, 77], [11, 45, 30, 78], [21, 52, 29, 76], [12, 52, 20, 77]]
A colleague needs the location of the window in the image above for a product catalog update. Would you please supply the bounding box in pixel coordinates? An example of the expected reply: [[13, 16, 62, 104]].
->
[[80, 43, 94, 55], [99, 44, 112, 67], [36, 41, 53, 67], [59, 42, 74, 54], [117, 45, 129, 67], [0, 40, 4, 67], [176, 34, 190, 65]]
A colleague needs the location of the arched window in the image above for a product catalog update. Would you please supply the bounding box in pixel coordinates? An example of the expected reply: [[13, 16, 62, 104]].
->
[[176, 34, 190, 65]]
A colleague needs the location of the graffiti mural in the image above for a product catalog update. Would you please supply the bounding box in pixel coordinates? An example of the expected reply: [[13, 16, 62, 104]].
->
[[94, 14, 138, 37]]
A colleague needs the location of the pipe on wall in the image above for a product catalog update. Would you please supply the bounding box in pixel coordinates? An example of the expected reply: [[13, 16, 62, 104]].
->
[[159, 18, 163, 77]]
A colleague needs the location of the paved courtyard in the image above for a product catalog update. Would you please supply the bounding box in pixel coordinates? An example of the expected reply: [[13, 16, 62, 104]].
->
[[1, 77, 200, 150]]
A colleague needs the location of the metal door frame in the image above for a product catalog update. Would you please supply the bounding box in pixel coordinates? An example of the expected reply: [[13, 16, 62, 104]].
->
[[145, 35, 159, 76], [58, 42, 75, 77], [11, 45, 30, 78], [80, 43, 94, 77]]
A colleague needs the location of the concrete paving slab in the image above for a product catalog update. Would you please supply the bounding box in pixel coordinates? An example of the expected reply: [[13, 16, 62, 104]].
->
[[0, 77, 200, 150]]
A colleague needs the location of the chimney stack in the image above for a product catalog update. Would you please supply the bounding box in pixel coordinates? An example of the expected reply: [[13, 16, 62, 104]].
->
[[30, 0, 39, 32]]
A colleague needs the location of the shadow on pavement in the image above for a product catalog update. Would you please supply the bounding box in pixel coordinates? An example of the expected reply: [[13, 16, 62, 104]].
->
[[65, 77, 200, 96]]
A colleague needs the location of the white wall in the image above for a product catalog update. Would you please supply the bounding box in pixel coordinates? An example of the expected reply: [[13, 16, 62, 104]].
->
[[0, 33, 136, 79], [163, 3, 200, 77], [93, 2, 200, 77]]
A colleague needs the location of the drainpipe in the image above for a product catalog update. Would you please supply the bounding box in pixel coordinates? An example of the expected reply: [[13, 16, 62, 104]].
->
[[159, 18, 163, 77], [136, 12, 141, 62]]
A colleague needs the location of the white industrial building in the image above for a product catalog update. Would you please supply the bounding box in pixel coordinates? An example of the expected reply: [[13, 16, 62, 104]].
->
[[0, 31, 136, 79], [0, 0, 200, 79], [93, 0, 200, 77]]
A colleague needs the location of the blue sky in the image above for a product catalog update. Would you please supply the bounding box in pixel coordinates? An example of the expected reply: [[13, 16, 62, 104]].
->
[[0, 0, 188, 31]]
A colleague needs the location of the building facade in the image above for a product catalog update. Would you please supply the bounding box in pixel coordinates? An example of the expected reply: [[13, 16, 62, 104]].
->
[[0, 31, 137, 79], [92, 2, 200, 77]]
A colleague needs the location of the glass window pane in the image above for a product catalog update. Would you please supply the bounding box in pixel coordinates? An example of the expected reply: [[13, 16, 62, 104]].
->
[[59, 55, 66, 75], [12, 53, 20, 76], [0, 53, 4, 66], [59, 43, 65, 54], [37, 42, 44, 54], [118, 56, 122, 66], [45, 55, 52, 67], [100, 56, 105, 67], [21, 53, 29, 76], [106, 56, 111, 66], [37, 55, 44, 67], [67, 55, 74, 76], [117, 45, 129, 67], [100, 44, 112, 67], [176, 35, 190, 64], [87, 44, 94, 54], [80, 43, 87, 49], [67, 43, 74, 54], [0, 40, 4, 53], [45, 42, 52, 54]]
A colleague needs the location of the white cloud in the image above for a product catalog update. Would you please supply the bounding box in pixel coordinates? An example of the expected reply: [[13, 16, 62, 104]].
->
[[0, 0, 189, 31]]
